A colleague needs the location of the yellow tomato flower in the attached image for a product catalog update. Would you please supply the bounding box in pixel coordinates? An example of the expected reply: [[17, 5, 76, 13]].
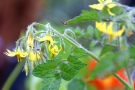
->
[[5, 48, 28, 62], [49, 45, 61, 58], [38, 34, 55, 45], [89, 0, 117, 16], [96, 22, 125, 41], [28, 51, 41, 62], [26, 33, 34, 48]]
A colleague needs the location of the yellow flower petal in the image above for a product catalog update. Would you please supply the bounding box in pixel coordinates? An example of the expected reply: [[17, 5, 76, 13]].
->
[[38, 34, 54, 45], [26, 33, 34, 48], [5, 49, 16, 57], [106, 22, 113, 34], [89, 4, 104, 10], [96, 22, 106, 32], [20, 52, 29, 57], [114, 26, 125, 36], [5, 48, 28, 62], [28, 51, 41, 62], [50, 45, 61, 58]]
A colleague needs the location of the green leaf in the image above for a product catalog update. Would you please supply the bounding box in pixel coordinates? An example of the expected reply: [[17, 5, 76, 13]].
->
[[64, 9, 99, 25], [59, 61, 78, 81], [41, 71, 61, 90], [71, 47, 89, 58], [67, 55, 86, 70], [99, 44, 117, 57], [67, 78, 85, 90], [110, 6, 123, 15], [33, 60, 58, 78]]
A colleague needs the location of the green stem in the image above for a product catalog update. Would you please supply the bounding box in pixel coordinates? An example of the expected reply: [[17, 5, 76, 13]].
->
[[113, 74, 133, 90], [2, 60, 25, 90], [126, 66, 134, 88]]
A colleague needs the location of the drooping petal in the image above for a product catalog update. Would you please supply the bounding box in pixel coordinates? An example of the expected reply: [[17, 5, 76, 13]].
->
[[108, 26, 125, 41], [106, 22, 113, 34], [89, 4, 104, 10], [50, 45, 61, 58], [20, 52, 28, 57], [114, 26, 125, 36], [5, 48, 28, 62], [29, 52, 37, 62], [96, 22, 125, 41], [38, 34, 54, 45], [5, 49, 16, 57], [17, 55, 21, 62], [26, 33, 34, 48], [28, 51, 41, 62], [96, 22, 107, 32], [50, 45, 58, 55]]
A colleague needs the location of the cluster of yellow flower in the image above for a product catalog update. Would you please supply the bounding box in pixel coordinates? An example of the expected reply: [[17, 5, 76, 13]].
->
[[5, 29, 61, 75]]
